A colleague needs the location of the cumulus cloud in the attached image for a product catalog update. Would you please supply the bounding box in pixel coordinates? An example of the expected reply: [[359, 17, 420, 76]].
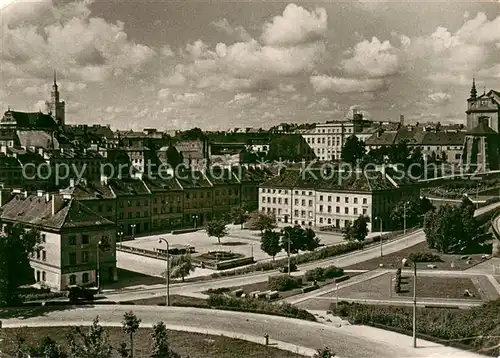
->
[[342, 37, 399, 77], [261, 4, 327, 46], [160, 72, 187, 87], [279, 83, 296, 93], [33, 100, 46, 111], [227, 93, 258, 107], [211, 18, 252, 42], [1, 0, 156, 82], [310, 75, 386, 93]]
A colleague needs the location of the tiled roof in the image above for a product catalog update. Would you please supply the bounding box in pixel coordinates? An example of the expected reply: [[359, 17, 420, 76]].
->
[[143, 177, 182, 192], [175, 171, 212, 189], [45, 149, 104, 159], [413, 131, 466, 145], [233, 166, 273, 183], [63, 181, 115, 200], [16, 130, 59, 149], [204, 168, 240, 185], [0, 129, 16, 140], [0, 195, 113, 230], [262, 168, 396, 192], [365, 131, 397, 146], [2, 111, 57, 129], [108, 178, 150, 196]]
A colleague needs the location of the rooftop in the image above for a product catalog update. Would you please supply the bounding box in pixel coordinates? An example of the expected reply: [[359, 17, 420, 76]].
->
[[108, 178, 150, 196], [0, 194, 113, 230], [62, 180, 115, 200], [142, 176, 183, 192]]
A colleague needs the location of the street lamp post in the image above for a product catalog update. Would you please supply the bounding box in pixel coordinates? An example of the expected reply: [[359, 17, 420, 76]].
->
[[286, 230, 291, 275], [412, 260, 417, 348], [403, 201, 409, 235], [251, 242, 254, 262], [131, 224, 136, 240], [96, 240, 102, 292], [376, 216, 383, 257], [118, 230, 123, 248], [158, 238, 170, 307], [193, 215, 198, 229]]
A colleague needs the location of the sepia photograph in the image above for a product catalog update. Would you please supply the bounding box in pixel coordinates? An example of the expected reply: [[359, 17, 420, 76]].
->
[[0, 0, 499, 357]]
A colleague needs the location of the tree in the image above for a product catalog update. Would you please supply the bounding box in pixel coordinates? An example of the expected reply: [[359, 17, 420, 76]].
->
[[341, 135, 366, 166], [169, 254, 195, 282], [165, 145, 183, 169], [150, 321, 180, 358], [246, 211, 276, 233], [260, 230, 282, 261], [122, 311, 141, 358], [227, 205, 249, 228], [314, 346, 336, 358], [0, 224, 42, 306], [423, 210, 438, 249], [303, 227, 321, 251], [343, 216, 369, 242], [266, 134, 312, 162], [205, 219, 228, 244], [67, 316, 113, 358], [280, 226, 321, 253], [390, 197, 434, 230], [29, 337, 68, 358]]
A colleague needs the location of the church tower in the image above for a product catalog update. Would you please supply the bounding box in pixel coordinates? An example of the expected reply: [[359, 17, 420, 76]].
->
[[466, 78, 500, 132], [46, 70, 66, 126]]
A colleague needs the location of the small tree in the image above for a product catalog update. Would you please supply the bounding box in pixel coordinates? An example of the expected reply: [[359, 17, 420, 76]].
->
[[228, 205, 249, 228], [314, 346, 336, 357], [122, 311, 141, 358], [205, 219, 228, 244], [260, 229, 282, 261], [303, 227, 321, 251], [150, 321, 180, 358], [170, 254, 195, 282], [343, 216, 368, 243], [247, 211, 276, 233], [67, 316, 113, 358], [29, 337, 68, 358], [341, 135, 366, 166]]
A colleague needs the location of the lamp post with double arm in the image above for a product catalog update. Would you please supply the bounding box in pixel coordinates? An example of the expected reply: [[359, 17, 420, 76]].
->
[[96, 240, 102, 292], [158, 238, 170, 307], [375, 216, 383, 257]]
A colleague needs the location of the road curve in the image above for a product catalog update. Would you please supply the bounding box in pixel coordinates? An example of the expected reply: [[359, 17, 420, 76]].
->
[[104, 230, 426, 302], [0, 305, 483, 358]]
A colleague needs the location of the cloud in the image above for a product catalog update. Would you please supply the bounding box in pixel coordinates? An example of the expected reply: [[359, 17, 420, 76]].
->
[[279, 83, 296, 93], [211, 18, 252, 42], [34, 100, 46, 111], [1, 0, 156, 82], [160, 72, 187, 87], [173, 92, 206, 107], [227, 93, 258, 107], [261, 4, 327, 46], [427, 92, 452, 105], [342, 37, 399, 78], [310, 75, 386, 93]]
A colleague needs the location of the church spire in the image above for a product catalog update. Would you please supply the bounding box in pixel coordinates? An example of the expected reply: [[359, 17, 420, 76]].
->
[[52, 70, 58, 91], [470, 77, 477, 99]]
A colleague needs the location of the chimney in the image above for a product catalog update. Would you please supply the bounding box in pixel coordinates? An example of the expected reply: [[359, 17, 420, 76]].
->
[[400, 115, 404, 125], [22, 191, 28, 198], [37, 190, 43, 197], [0, 145, 6, 154], [69, 178, 75, 188], [45, 192, 50, 202], [100, 174, 108, 185], [38, 148, 44, 156]]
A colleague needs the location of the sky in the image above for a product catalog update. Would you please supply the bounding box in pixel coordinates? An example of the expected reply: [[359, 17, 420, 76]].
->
[[0, 0, 499, 131]]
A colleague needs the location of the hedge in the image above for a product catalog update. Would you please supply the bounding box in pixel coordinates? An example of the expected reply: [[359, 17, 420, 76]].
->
[[304, 265, 344, 282], [330, 300, 500, 356], [208, 294, 316, 321], [408, 252, 442, 263], [268, 275, 303, 291]]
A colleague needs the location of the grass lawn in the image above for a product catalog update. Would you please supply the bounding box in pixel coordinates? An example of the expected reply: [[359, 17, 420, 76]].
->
[[397, 276, 481, 299], [0, 327, 305, 358], [125, 294, 209, 308], [344, 241, 490, 271], [102, 269, 165, 290]]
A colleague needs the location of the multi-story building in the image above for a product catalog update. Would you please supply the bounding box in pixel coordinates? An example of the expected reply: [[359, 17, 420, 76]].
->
[[236, 166, 273, 211], [205, 168, 241, 219], [143, 176, 184, 232], [259, 167, 419, 232], [109, 177, 151, 236], [300, 111, 369, 161], [176, 171, 213, 227], [0, 192, 117, 290]]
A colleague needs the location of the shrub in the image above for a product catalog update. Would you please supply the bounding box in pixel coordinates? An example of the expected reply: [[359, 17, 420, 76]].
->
[[268, 275, 302, 291], [21, 292, 67, 302], [408, 252, 442, 263], [207, 294, 316, 321], [329, 301, 500, 356], [305, 266, 344, 282], [323, 266, 344, 279], [206, 287, 231, 295]]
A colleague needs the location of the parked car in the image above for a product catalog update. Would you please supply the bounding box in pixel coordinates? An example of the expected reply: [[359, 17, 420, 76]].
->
[[279, 263, 297, 273], [66, 285, 98, 303]]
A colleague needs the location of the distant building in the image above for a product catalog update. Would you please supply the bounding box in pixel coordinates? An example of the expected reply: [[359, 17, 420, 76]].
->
[[461, 117, 500, 172]]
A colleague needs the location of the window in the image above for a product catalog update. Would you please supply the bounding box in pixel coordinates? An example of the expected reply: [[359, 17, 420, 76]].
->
[[42, 271, 46, 281], [345, 207, 349, 214], [354, 198, 358, 204], [82, 251, 89, 263], [42, 250, 46, 261], [69, 274, 76, 285], [41, 234, 46, 243], [284, 198, 288, 205], [336, 197, 340, 202], [336, 207, 340, 213], [36, 251, 41, 260], [319, 217, 323, 223], [363, 198, 367, 205], [82, 235, 89, 245], [319, 195, 323, 201], [69, 253, 77, 265], [345, 197, 349, 203], [363, 208, 367, 214], [354, 208, 358, 215], [319, 205, 323, 212], [82, 273, 89, 283]]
